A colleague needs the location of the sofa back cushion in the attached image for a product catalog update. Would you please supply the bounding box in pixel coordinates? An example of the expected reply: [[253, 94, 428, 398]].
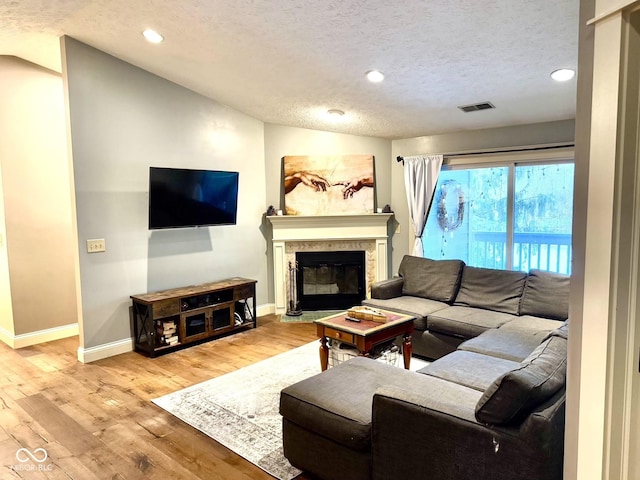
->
[[474, 335, 567, 425], [453, 266, 527, 315], [543, 321, 569, 341], [398, 256, 464, 303], [520, 269, 570, 320]]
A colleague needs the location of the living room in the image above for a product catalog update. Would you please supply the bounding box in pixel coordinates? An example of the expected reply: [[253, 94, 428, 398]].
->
[[0, 0, 639, 479]]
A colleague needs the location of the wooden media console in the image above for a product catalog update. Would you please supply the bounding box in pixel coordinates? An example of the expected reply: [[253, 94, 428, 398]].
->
[[131, 277, 257, 357]]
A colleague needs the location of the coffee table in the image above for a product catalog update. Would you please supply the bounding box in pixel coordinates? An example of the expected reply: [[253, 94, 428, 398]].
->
[[314, 309, 415, 371]]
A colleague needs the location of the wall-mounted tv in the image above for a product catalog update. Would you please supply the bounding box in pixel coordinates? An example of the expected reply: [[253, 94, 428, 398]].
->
[[148, 167, 239, 230]]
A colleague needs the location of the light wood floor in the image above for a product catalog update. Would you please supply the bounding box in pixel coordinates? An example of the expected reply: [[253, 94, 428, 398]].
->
[[0, 315, 317, 480]]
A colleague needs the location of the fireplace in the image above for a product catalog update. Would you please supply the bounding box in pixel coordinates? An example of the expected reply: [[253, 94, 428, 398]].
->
[[268, 213, 392, 315], [296, 251, 366, 310]]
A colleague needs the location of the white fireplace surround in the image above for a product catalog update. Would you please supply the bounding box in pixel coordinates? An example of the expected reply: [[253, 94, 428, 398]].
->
[[268, 213, 393, 314]]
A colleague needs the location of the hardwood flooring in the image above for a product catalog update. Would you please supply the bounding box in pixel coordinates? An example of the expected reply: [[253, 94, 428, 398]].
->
[[0, 315, 317, 479]]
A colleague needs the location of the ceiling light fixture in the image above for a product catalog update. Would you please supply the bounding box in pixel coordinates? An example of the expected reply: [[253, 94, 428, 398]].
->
[[550, 68, 575, 82], [366, 70, 384, 83], [458, 101, 495, 113], [327, 109, 345, 117], [143, 29, 164, 44]]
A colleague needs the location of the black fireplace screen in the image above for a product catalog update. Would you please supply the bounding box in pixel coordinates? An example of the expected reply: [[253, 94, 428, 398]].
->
[[295, 250, 366, 310]]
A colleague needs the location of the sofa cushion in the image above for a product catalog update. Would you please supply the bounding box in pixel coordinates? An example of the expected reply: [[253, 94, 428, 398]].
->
[[427, 306, 516, 339], [370, 277, 404, 300], [280, 357, 420, 452], [520, 269, 570, 320], [458, 328, 545, 362], [412, 330, 465, 359], [363, 296, 448, 331], [543, 321, 569, 341], [398, 256, 464, 303], [418, 350, 520, 391], [454, 266, 527, 315], [500, 315, 565, 335], [475, 335, 567, 425]]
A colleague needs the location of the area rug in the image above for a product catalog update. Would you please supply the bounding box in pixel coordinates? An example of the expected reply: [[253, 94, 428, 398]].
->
[[152, 341, 321, 480], [280, 309, 343, 323], [152, 341, 430, 480]]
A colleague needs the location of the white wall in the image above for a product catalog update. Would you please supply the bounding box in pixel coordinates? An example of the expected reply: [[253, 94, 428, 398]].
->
[[263, 123, 393, 302], [0, 157, 12, 340], [390, 119, 576, 272], [570, 2, 640, 479], [0, 56, 77, 341], [61, 37, 267, 353]]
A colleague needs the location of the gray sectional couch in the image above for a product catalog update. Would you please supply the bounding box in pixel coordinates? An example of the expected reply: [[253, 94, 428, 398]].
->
[[363, 255, 570, 360], [279, 256, 569, 480]]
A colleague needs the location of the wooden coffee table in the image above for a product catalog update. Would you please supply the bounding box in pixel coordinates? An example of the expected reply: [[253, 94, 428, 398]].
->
[[314, 309, 415, 371]]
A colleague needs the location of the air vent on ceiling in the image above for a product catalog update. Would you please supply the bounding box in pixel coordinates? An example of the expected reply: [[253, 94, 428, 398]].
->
[[458, 102, 495, 113]]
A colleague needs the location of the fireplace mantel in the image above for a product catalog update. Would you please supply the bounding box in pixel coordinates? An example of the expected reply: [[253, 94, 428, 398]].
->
[[268, 213, 393, 314], [268, 213, 393, 241]]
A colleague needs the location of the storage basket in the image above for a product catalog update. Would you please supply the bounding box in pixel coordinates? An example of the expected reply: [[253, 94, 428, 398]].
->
[[328, 340, 399, 368]]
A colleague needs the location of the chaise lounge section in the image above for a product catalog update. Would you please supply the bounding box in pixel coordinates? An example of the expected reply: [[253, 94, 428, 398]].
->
[[279, 257, 569, 480]]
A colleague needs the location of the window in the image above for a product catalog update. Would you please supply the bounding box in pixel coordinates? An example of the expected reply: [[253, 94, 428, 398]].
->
[[422, 153, 574, 274]]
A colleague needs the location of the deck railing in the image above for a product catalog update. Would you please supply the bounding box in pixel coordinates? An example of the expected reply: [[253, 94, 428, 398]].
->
[[470, 232, 572, 274]]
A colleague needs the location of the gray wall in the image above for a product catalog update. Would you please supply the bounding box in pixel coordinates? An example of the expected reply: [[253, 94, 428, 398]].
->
[[62, 37, 267, 349], [390, 119, 576, 272], [263, 123, 392, 302]]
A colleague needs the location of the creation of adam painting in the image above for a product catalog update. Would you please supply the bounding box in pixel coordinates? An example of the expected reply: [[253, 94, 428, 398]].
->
[[283, 155, 375, 215]]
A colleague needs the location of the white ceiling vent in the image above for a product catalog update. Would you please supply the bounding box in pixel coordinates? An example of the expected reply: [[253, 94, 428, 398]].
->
[[458, 102, 495, 113]]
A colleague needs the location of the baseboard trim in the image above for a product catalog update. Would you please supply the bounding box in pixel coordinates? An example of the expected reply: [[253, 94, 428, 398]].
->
[[78, 337, 133, 364], [76, 304, 275, 363], [257, 303, 275, 317], [0, 325, 14, 348], [0, 323, 79, 349]]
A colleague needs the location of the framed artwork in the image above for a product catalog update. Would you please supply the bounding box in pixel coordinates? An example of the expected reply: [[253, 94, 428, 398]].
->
[[283, 155, 375, 215]]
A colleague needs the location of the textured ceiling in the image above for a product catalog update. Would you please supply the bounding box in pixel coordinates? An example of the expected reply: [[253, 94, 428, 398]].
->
[[1, 0, 579, 139]]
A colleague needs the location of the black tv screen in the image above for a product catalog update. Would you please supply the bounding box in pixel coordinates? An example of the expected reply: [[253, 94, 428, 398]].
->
[[148, 167, 239, 229]]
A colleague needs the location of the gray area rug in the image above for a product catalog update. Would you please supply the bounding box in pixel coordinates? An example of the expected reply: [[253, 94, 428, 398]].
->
[[153, 341, 430, 480], [152, 341, 321, 480], [280, 309, 343, 323]]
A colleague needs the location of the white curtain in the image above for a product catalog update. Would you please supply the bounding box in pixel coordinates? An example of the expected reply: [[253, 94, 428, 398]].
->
[[403, 155, 443, 257]]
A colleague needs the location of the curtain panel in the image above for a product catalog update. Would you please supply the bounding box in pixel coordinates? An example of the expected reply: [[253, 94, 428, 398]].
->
[[403, 155, 443, 256]]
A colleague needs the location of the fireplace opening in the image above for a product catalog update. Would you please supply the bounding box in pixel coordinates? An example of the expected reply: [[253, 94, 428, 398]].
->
[[295, 251, 366, 310]]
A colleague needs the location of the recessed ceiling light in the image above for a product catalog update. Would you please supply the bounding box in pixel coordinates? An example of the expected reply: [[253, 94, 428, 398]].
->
[[550, 68, 575, 82], [143, 29, 164, 44], [366, 70, 384, 83], [327, 109, 345, 117]]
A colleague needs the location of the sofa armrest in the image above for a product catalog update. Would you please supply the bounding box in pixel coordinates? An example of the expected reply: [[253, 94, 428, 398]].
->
[[372, 384, 563, 480], [371, 277, 404, 299]]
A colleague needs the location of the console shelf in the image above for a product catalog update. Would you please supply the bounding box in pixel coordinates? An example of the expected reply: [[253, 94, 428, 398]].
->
[[131, 277, 257, 357]]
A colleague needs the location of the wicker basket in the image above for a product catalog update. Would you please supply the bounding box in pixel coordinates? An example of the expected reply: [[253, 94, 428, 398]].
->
[[328, 340, 399, 368]]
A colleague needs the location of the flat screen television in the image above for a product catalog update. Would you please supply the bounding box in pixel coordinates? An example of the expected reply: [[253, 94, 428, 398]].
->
[[148, 167, 239, 229]]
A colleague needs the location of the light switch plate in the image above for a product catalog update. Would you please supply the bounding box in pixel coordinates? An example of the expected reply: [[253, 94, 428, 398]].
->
[[87, 238, 106, 253]]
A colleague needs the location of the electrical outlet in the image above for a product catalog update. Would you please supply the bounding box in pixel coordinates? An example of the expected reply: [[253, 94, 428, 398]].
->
[[87, 238, 106, 253]]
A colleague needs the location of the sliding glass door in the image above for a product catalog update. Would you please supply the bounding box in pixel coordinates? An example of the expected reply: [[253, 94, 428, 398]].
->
[[422, 160, 574, 274]]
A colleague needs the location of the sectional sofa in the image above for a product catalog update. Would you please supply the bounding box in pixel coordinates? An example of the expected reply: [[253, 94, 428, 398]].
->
[[279, 256, 569, 480], [363, 255, 570, 360]]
